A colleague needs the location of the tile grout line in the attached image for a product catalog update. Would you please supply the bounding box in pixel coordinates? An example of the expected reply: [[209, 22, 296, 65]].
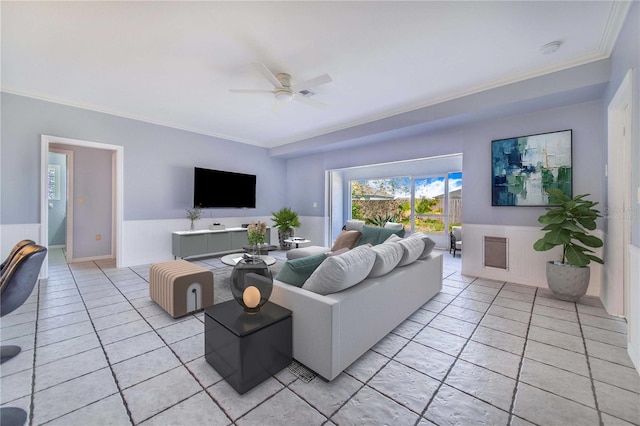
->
[[575, 302, 604, 426], [506, 287, 538, 426], [92, 262, 236, 426], [27, 276, 43, 426], [415, 277, 508, 425]]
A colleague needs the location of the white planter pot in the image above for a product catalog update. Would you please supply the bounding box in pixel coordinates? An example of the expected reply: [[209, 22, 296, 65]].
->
[[545, 261, 590, 302]]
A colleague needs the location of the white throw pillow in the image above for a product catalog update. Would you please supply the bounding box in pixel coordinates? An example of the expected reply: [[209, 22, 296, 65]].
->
[[368, 241, 403, 278], [409, 232, 437, 259], [396, 236, 425, 266], [384, 222, 404, 230], [302, 245, 376, 295]]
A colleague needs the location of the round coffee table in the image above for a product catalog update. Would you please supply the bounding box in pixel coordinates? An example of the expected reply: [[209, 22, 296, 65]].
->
[[220, 253, 276, 267]]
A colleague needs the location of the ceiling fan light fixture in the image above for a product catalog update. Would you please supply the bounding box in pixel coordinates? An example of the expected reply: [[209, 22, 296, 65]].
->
[[275, 90, 294, 103], [541, 41, 562, 54]]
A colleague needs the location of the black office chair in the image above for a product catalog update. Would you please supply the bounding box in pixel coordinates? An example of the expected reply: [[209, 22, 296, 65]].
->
[[1, 244, 47, 426], [0, 240, 35, 273]]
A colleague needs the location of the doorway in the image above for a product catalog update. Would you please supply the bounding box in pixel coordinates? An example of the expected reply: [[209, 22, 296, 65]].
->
[[40, 135, 124, 279]]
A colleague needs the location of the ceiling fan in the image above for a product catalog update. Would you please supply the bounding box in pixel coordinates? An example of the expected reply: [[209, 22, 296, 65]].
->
[[230, 63, 332, 108]]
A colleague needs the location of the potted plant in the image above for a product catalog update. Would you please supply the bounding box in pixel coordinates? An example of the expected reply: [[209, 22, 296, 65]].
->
[[533, 189, 603, 301], [186, 205, 202, 231], [271, 207, 300, 249]]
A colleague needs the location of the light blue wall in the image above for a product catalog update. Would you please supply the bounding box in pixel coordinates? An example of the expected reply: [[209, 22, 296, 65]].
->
[[0, 93, 287, 225], [603, 2, 640, 246], [287, 100, 604, 228]]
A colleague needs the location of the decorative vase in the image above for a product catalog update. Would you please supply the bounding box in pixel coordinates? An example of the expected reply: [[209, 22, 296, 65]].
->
[[278, 228, 294, 250], [190, 220, 195, 231], [230, 257, 273, 313], [545, 261, 590, 302]]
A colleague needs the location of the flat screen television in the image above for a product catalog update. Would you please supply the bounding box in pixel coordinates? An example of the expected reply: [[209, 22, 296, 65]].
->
[[193, 167, 256, 208]]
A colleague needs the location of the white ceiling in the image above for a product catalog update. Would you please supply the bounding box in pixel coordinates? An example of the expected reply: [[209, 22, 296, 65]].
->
[[1, 1, 630, 152]]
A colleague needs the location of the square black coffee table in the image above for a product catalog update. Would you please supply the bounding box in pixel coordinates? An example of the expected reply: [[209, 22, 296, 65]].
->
[[204, 300, 292, 394]]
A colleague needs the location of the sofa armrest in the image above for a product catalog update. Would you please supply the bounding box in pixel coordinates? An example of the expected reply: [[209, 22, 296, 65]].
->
[[270, 280, 340, 379]]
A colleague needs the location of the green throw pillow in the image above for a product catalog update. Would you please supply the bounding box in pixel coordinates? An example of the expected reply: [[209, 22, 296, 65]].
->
[[275, 253, 327, 287]]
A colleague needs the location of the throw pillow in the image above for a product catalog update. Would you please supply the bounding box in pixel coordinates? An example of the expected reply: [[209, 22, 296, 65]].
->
[[275, 253, 327, 287], [377, 226, 405, 240], [330, 230, 362, 251], [409, 232, 437, 259], [302, 246, 376, 295], [396, 236, 425, 266], [368, 241, 403, 278]]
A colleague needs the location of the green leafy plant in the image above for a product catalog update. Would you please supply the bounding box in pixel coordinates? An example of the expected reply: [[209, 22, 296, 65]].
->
[[367, 213, 400, 227], [247, 221, 267, 245], [533, 189, 604, 267], [271, 207, 301, 233]]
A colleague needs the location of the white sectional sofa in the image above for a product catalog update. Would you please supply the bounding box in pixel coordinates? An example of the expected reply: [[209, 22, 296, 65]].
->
[[270, 253, 443, 381]]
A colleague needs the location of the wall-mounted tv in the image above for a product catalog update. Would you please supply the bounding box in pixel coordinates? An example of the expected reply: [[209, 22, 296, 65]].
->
[[193, 167, 256, 208]]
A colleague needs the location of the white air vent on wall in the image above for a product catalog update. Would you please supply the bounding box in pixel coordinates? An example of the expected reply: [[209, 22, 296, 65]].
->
[[484, 236, 508, 270]]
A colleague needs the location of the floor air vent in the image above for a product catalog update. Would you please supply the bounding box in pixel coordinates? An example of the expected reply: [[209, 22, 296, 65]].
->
[[287, 360, 317, 383]]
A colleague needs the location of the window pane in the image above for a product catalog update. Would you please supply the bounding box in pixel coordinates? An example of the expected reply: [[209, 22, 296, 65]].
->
[[351, 178, 410, 226], [448, 172, 462, 228], [415, 216, 446, 233], [414, 177, 446, 234]]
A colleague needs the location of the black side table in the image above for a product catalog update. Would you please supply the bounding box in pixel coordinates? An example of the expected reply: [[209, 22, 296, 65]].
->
[[204, 300, 292, 394]]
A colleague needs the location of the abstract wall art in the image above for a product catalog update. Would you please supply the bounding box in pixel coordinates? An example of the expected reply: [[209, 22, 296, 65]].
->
[[492, 130, 572, 206]]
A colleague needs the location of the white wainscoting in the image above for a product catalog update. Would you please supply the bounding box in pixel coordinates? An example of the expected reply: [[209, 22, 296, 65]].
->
[[461, 224, 603, 297], [628, 243, 640, 372], [1, 224, 42, 258]]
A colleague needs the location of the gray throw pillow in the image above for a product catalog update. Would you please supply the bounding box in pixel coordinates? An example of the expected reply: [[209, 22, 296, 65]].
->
[[302, 246, 376, 295], [368, 241, 403, 278], [409, 232, 437, 259]]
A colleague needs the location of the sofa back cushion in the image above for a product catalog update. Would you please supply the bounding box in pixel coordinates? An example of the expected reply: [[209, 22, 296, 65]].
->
[[357, 225, 405, 246], [344, 219, 365, 231], [408, 232, 437, 259], [330, 230, 362, 251], [302, 246, 376, 295], [275, 253, 327, 287], [386, 234, 425, 266], [368, 241, 403, 278]]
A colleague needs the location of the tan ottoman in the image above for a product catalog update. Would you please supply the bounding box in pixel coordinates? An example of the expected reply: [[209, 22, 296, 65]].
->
[[149, 260, 214, 318]]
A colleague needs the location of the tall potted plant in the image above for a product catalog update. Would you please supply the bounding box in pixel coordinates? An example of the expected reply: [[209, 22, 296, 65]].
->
[[533, 189, 603, 301], [271, 207, 301, 249]]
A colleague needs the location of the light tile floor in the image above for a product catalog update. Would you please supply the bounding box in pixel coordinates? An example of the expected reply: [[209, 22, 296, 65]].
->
[[1, 248, 639, 425]]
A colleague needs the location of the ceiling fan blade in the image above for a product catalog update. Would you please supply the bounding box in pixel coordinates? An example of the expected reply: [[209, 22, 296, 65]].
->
[[294, 94, 328, 109], [254, 63, 283, 89], [291, 74, 332, 93], [229, 89, 275, 94]]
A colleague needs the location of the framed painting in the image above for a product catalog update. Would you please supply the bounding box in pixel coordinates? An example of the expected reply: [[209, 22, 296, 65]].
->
[[491, 129, 572, 206]]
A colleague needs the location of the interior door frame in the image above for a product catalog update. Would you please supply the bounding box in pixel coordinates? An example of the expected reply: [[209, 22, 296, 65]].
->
[[40, 135, 124, 279], [605, 69, 633, 317]]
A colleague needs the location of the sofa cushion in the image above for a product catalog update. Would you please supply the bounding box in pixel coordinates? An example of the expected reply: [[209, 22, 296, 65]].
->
[[409, 232, 437, 259], [386, 234, 425, 266], [357, 225, 405, 246], [275, 253, 327, 287], [344, 219, 365, 231], [368, 241, 403, 278], [302, 246, 376, 295], [330, 230, 362, 251]]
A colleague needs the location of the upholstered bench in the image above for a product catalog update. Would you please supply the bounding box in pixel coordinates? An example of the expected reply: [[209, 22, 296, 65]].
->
[[149, 260, 214, 318]]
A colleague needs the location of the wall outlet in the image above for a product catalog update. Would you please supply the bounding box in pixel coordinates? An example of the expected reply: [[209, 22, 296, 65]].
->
[[96, 234, 101, 241]]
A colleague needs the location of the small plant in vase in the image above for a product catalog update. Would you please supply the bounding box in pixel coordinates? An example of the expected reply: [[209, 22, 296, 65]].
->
[[186, 205, 202, 231], [247, 221, 267, 256]]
